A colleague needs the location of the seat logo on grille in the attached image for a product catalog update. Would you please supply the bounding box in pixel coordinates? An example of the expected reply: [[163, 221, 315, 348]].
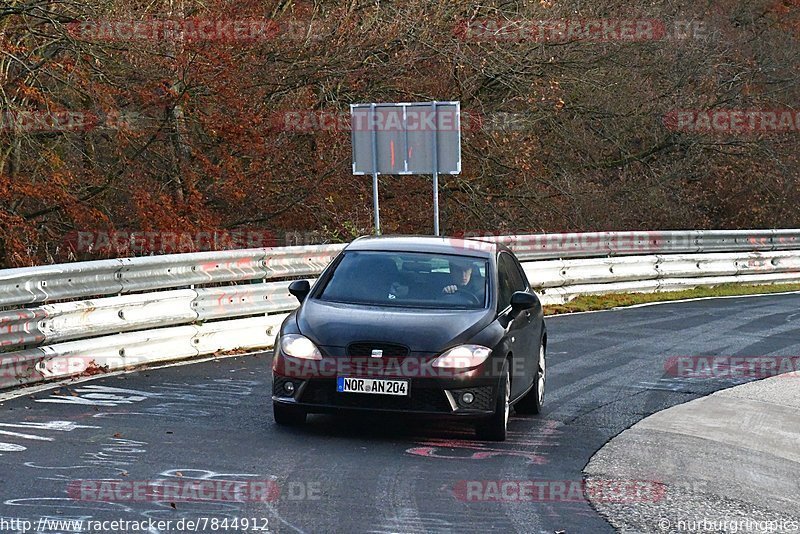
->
[[371, 349, 383, 358]]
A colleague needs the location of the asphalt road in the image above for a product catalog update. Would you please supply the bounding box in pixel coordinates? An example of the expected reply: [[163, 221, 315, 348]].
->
[[1, 293, 798, 534]]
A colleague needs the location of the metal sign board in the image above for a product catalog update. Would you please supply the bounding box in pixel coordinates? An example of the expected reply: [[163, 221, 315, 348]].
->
[[351, 102, 461, 175]]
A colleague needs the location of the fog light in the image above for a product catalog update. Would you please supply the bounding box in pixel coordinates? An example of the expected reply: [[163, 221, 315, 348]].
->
[[284, 382, 295, 395], [462, 392, 474, 405]]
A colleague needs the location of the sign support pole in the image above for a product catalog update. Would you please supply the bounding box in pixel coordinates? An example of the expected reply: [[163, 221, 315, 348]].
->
[[431, 101, 440, 236], [370, 103, 381, 235], [433, 171, 440, 236]]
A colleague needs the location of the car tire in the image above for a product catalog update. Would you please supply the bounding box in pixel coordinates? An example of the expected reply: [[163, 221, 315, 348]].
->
[[273, 403, 307, 426], [515, 342, 545, 415], [475, 360, 510, 441]]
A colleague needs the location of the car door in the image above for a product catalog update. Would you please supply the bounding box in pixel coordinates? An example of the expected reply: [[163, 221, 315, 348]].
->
[[510, 252, 542, 380], [497, 252, 535, 399]]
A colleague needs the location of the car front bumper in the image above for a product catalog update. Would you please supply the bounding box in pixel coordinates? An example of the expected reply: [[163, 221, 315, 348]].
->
[[272, 373, 497, 417]]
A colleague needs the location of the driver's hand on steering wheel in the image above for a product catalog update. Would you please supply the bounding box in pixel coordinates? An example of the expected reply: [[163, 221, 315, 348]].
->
[[443, 285, 458, 294]]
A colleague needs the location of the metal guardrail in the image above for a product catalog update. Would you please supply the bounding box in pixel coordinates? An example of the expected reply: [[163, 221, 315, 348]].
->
[[478, 229, 800, 260], [1, 230, 800, 390], [525, 250, 800, 288], [0, 282, 306, 351], [524, 251, 800, 305], [4, 230, 800, 308], [0, 315, 288, 390], [0, 245, 344, 307]]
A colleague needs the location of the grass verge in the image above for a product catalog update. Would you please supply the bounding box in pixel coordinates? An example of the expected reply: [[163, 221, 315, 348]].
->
[[542, 282, 800, 315]]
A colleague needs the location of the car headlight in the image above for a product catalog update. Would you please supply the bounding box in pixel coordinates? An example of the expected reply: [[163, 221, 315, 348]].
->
[[280, 334, 323, 360], [432, 345, 491, 369]]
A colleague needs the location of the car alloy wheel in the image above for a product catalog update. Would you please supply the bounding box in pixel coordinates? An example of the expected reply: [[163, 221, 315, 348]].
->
[[503, 367, 511, 426], [514, 341, 545, 415], [537, 343, 546, 406]]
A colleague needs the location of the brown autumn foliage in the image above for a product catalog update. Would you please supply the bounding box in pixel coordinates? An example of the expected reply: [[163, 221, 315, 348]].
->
[[0, 0, 798, 267]]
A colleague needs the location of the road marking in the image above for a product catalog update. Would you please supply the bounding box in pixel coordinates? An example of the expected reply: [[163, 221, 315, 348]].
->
[[0, 421, 101, 456], [0, 429, 54, 441], [0, 351, 264, 404], [0, 421, 99, 432], [35, 385, 156, 406]]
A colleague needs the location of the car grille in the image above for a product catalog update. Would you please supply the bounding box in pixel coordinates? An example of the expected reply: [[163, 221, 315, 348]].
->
[[299, 380, 451, 413], [347, 342, 409, 359]]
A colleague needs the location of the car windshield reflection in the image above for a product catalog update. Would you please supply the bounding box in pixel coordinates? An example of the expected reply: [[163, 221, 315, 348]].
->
[[318, 251, 489, 309]]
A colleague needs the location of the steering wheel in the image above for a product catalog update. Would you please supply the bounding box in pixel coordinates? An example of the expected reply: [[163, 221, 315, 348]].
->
[[441, 288, 481, 306]]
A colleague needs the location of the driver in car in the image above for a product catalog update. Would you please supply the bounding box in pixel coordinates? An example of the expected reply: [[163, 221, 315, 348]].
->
[[442, 260, 482, 298]]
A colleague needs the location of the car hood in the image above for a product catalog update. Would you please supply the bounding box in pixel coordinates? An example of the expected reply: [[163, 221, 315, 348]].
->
[[296, 299, 494, 353]]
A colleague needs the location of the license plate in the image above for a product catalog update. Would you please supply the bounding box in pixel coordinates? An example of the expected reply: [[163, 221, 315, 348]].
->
[[337, 377, 409, 396]]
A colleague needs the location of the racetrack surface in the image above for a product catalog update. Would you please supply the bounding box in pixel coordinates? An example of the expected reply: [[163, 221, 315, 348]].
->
[[1, 293, 798, 533]]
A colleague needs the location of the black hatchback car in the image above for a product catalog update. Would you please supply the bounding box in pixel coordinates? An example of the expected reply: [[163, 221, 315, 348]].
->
[[272, 236, 546, 440]]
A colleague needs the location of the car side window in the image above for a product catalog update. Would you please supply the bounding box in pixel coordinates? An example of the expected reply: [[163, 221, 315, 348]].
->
[[507, 255, 528, 293], [497, 254, 516, 310]]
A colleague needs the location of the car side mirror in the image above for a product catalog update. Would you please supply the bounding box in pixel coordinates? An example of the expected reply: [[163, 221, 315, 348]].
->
[[510, 291, 539, 313], [288, 280, 311, 303]]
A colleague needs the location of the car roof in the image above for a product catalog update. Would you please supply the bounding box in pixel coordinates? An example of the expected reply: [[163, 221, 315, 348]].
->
[[344, 235, 500, 258]]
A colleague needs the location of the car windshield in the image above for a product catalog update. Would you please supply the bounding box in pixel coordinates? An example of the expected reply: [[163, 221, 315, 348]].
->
[[318, 251, 489, 309]]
